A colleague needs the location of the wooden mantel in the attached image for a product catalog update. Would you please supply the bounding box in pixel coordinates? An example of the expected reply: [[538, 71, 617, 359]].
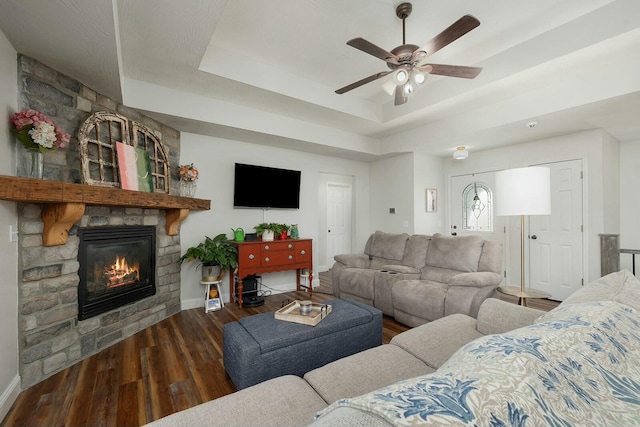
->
[[0, 175, 210, 246]]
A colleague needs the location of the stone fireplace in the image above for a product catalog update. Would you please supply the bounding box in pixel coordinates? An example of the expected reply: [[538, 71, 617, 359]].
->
[[14, 55, 191, 388], [77, 226, 156, 320]]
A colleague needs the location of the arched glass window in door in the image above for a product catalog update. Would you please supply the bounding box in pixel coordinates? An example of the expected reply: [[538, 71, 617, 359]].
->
[[462, 182, 493, 231]]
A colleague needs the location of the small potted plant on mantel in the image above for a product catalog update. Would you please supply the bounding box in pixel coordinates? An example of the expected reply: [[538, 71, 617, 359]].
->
[[178, 233, 238, 281]]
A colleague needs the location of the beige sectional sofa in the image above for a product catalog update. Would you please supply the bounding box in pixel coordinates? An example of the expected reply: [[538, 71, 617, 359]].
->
[[331, 231, 503, 326], [146, 297, 543, 427], [147, 270, 640, 427]]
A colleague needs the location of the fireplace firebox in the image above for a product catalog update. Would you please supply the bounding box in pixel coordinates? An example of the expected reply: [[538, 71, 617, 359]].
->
[[78, 226, 156, 320]]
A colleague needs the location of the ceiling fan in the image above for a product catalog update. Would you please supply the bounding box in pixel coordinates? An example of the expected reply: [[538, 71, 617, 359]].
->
[[335, 2, 482, 106]]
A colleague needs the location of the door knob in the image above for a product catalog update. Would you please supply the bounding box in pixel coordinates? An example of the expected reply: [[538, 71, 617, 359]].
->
[[531, 235, 538, 239]]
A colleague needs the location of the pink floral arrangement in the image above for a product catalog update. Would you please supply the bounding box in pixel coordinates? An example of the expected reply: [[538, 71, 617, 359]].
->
[[179, 163, 199, 181], [10, 109, 70, 152]]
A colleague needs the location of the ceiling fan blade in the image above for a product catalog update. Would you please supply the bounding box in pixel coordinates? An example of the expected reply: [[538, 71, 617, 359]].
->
[[416, 15, 480, 59], [335, 71, 392, 94], [418, 64, 482, 79], [394, 86, 407, 106], [347, 38, 399, 64]]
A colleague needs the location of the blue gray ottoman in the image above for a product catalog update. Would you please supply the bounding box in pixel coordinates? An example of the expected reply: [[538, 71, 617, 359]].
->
[[223, 299, 382, 390]]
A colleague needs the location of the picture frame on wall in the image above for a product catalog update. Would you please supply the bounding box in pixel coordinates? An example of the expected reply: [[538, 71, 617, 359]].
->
[[426, 188, 437, 212]]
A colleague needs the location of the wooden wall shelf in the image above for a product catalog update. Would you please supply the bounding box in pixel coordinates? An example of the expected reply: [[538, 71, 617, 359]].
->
[[0, 175, 210, 246]]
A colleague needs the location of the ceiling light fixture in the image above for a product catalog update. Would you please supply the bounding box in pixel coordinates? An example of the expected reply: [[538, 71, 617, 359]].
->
[[453, 146, 469, 160], [526, 120, 538, 128]]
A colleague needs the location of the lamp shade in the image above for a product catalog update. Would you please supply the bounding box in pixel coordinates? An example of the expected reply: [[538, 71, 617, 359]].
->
[[495, 167, 551, 216]]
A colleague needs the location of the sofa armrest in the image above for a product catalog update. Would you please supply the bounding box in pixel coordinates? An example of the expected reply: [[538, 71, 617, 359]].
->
[[476, 298, 545, 335], [448, 271, 502, 288], [333, 253, 371, 269]]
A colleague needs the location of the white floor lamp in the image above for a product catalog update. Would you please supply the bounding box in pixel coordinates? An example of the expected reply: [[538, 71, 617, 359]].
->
[[495, 166, 551, 306]]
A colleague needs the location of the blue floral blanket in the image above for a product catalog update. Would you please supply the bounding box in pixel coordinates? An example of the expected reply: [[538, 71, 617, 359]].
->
[[315, 301, 640, 426]]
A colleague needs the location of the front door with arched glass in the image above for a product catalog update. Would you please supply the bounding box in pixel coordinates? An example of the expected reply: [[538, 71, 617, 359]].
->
[[450, 171, 506, 283]]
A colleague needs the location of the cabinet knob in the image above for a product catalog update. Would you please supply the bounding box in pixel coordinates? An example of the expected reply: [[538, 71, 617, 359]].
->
[[265, 257, 270, 262], [248, 254, 255, 260], [300, 250, 306, 255], [264, 245, 269, 250], [288, 244, 293, 249], [288, 255, 293, 260]]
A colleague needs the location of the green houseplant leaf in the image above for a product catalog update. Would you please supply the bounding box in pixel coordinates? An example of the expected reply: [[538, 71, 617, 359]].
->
[[178, 233, 238, 270]]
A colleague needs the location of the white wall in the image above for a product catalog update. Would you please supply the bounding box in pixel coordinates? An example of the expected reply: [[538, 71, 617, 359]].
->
[[0, 29, 20, 422], [619, 139, 640, 272], [445, 129, 620, 285], [413, 152, 446, 235], [179, 133, 370, 307], [369, 153, 414, 233]]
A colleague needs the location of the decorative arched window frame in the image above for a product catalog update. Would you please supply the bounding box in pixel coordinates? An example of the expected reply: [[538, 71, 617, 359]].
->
[[462, 182, 493, 232], [78, 112, 170, 193]]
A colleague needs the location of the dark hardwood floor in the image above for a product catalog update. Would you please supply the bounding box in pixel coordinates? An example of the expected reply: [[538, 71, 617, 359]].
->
[[1, 286, 408, 426], [2, 272, 558, 426]]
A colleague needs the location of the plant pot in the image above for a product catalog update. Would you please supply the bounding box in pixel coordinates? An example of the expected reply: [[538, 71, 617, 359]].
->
[[279, 230, 288, 240], [262, 230, 274, 241], [202, 263, 221, 282]]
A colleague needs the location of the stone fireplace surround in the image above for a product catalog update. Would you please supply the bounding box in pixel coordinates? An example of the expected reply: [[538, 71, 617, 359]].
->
[[15, 55, 188, 388]]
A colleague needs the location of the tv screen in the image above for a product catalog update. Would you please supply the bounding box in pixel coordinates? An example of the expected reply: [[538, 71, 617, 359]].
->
[[233, 163, 301, 209]]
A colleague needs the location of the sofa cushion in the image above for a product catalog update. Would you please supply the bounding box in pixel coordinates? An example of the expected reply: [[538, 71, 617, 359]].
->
[[476, 298, 544, 335], [390, 313, 483, 369], [338, 268, 376, 300], [392, 280, 448, 326], [425, 234, 484, 272], [144, 375, 327, 427], [477, 239, 502, 273], [364, 231, 409, 261], [401, 234, 431, 269], [553, 269, 640, 311], [304, 344, 434, 405], [419, 266, 461, 283]]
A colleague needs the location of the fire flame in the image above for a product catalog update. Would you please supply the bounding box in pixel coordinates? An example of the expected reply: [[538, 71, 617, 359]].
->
[[104, 255, 140, 287]]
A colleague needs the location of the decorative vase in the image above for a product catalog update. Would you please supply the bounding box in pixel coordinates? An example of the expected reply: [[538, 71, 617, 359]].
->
[[22, 149, 44, 179], [290, 224, 299, 239], [180, 180, 197, 197], [202, 263, 221, 282], [262, 230, 274, 241]]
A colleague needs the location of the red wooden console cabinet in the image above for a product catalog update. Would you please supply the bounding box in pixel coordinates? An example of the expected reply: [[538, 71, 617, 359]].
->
[[231, 238, 313, 308]]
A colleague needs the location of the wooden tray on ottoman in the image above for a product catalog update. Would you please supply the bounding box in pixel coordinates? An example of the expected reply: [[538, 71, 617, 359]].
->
[[275, 300, 332, 326]]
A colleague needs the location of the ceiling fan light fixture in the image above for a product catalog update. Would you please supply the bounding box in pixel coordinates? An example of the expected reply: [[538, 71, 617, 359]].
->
[[402, 80, 417, 97], [392, 68, 409, 85], [410, 69, 426, 85], [453, 146, 469, 160]]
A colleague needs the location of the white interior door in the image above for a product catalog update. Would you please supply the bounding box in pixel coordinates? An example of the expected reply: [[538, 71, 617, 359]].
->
[[327, 182, 351, 263], [529, 159, 583, 300], [450, 172, 505, 279]]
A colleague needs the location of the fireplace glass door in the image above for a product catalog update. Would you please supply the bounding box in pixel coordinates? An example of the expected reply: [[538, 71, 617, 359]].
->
[[78, 226, 156, 320]]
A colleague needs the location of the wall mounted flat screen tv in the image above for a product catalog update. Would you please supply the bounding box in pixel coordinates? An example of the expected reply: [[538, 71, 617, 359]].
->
[[233, 163, 301, 209]]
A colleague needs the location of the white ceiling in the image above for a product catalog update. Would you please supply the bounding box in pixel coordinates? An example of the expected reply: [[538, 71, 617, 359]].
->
[[1, 0, 639, 161]]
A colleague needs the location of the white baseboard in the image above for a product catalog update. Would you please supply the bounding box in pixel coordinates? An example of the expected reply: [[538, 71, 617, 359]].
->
[[0, 375, 21, 423], [181, 298, 204, 311]]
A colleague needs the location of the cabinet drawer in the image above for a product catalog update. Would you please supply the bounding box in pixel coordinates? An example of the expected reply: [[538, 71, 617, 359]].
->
[[238, 245, 261, 268], [262, 241, 294, 252], [295, 241, 312, 262], [262, 251, 296, 266]]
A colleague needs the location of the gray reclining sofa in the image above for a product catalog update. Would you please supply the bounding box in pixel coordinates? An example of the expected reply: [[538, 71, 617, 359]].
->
[[331, 231, 503, 326]]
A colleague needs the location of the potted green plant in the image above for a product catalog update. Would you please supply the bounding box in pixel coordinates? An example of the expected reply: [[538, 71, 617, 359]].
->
[[277, 223, 290, 240], [254, 223, 281, 241], [178, 233, 238, 281]]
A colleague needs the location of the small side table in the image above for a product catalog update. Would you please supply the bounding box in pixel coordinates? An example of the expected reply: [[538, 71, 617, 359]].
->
[[201, 280, 224, 313], [497, 285, 551, 307]]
